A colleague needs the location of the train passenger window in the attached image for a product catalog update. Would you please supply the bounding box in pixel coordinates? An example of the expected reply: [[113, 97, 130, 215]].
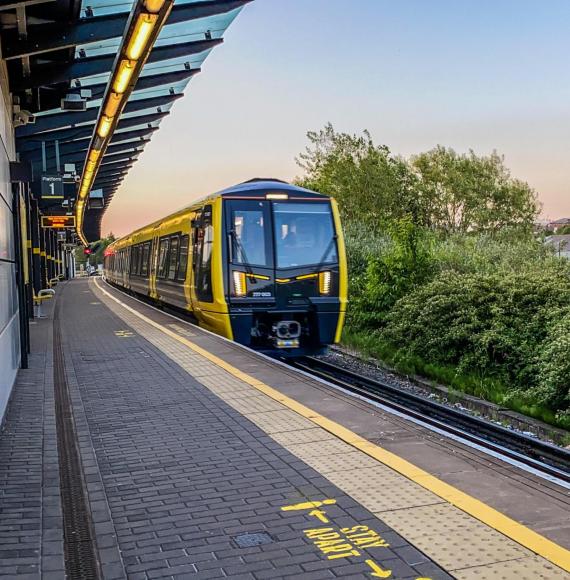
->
[[141, 243, 150, 277], [168, 236, 179, 280], [136, 245, 142, 275], [177, 235, 189, 281], [158, 238, 170, 279], [131, 245, 140, 275]]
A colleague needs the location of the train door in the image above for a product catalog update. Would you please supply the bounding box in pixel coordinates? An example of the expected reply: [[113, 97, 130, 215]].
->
[[154, 233, 189, 309], [224, 199, 275, 301], [149, 231, 160, 299], [188, 204, 224, 334], [191, 205, 213, 318]]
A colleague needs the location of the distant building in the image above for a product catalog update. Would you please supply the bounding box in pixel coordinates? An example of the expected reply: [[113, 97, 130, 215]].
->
[[545, 235, 570, 259], [547, 218, 570, 233]]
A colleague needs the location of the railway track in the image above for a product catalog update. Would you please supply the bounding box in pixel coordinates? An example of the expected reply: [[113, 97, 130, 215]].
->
[[290, 356, 570, 485]]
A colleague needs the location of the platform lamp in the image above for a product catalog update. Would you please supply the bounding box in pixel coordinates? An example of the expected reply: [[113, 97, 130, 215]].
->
[[75, 0, 174, 246]]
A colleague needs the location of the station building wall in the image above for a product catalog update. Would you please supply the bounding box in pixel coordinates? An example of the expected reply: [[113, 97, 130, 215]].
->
[[0, 65, 19, 421]]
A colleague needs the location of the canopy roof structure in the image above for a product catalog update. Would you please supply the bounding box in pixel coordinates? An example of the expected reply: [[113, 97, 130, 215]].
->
[[3, 0, 251, 242]]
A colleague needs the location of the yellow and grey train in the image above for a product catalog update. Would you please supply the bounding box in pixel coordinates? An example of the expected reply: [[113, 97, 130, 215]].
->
[[104, 179, 347, 356]]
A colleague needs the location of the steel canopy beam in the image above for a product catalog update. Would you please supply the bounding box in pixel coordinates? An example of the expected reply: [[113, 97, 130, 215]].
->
[[21, 127, 157, 160], [0, 0, 55, 8], [15, 93, 181, 137], [3, 0, 251, 59], [60, 139, 147, 164], [95, 169, 130, 179], [86, 68, 198, 101], [97, 163, 133, 174], [12, 40, 216, 90], [93, 177, 124, 188], [17, 111, 168, 149]]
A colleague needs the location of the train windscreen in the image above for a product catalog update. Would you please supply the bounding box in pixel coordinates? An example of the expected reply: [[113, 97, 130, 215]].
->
[[273, 202, 337, 268]]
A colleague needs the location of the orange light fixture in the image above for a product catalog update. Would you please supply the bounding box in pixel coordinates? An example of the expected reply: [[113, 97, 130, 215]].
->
[[97, 116, 113, 138], [113, 60, 136, 94], [127, 13, 158, 60], [144, 0, 165, 12], [104, 92, 122, 117]]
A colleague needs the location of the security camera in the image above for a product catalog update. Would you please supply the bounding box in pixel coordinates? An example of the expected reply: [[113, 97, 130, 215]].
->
[[61, 93, 87, 111]]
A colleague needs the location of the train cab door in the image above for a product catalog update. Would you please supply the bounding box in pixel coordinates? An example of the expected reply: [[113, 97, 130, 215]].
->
[[224, 199, 275, 302], [190, 205, 217, 329]]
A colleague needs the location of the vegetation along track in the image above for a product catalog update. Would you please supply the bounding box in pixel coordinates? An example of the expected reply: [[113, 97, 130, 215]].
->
[[291, 356, 570, 485]]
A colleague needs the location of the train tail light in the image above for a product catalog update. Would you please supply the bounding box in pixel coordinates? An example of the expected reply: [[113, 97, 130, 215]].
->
[[319, 271, 331, 295], [233, 271, 247, 297]]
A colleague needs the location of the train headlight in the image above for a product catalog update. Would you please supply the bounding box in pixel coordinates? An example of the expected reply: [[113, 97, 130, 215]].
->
[[319, 271, 331, 295], [233, 271, 247, 297]]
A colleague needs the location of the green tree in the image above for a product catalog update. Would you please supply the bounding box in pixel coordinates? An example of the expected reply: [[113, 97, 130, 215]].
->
[[91, 233, 116, 265], [75, 233, 116, 268], [411, 146, 539, 233], [295, 124, 419, 231], [296, 126, 539, 236], [351, 217, 434, 328]]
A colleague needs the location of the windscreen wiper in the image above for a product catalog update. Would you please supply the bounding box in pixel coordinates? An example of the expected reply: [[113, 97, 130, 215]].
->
[[314, 235, 337, 272], [229, 229, 257, 283]]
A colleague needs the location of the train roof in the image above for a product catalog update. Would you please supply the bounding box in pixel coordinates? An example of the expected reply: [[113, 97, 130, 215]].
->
[[109, 180, 329, 248], [216, 179, 328, 198]]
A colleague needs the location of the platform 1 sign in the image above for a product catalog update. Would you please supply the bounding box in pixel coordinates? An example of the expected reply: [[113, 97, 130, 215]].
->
[[40, 174, 64, 199], [41, 215, 76, 229]]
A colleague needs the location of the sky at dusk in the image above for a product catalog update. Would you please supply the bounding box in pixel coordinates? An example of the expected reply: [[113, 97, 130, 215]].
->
[[102, 0, 570, 237]]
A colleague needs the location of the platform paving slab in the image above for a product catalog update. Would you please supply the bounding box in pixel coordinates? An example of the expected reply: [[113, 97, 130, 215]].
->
[[55, 279, 454, 579], [90, 277, 570, 579]]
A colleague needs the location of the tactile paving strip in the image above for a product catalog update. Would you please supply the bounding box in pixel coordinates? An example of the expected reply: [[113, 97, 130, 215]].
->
[[94, 282, 570, 578], [271, 428, 338, 446], [295, 450, 381, 473], [325, 466, 442, 511], [226, 394, 286, 414], [381, 504, 532, 569], [286, 438, 354, 458], [455, 555, 570, 579], [244, 409, 317, 433]]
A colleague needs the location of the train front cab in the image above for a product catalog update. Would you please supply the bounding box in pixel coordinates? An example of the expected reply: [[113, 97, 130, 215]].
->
[[220, 191, 347, 356]]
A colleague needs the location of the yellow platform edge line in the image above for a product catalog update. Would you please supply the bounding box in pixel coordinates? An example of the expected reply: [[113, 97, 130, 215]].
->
[[93, 278, 570, 572]]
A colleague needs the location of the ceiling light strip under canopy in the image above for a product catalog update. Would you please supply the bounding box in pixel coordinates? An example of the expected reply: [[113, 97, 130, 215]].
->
[[75, 0, 174, 245]]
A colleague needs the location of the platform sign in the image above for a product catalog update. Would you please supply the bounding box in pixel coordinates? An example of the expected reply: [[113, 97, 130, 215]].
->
[[41, 174, 64, 199], [41, 215, 76, 229]]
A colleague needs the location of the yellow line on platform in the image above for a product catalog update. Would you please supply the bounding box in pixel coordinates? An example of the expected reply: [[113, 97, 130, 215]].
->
[[93, 277, 570, 573]]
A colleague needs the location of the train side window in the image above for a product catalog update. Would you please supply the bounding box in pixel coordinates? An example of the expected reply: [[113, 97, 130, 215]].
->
[[177, 235, 189, 281], [136, 245, 142, 275], [158, 238, 170, 279], [194, 205, 214, 302], [168, 236, 179, 280], [130, 245, 138, 275], [141, 242, 150, 277]]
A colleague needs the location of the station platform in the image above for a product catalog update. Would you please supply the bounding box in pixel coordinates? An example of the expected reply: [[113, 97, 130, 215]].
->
[[1, 278, 569, 579]]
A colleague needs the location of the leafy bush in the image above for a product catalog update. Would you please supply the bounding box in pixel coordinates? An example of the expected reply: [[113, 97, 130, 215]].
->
[[432, 230, 560, 276], [349, 218, 435, 327], [382, 270, 570, 415], [534, 311, 570, 415]]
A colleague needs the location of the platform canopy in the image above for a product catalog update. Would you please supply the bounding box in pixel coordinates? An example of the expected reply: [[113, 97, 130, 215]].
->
[[3, 0, 251, 242]]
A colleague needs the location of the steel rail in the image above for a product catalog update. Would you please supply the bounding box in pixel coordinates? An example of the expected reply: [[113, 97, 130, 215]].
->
[[291, 356, 570, 484]]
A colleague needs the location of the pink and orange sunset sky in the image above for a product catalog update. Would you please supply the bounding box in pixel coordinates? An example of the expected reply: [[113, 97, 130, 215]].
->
[[102, 0, 570, 237]]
